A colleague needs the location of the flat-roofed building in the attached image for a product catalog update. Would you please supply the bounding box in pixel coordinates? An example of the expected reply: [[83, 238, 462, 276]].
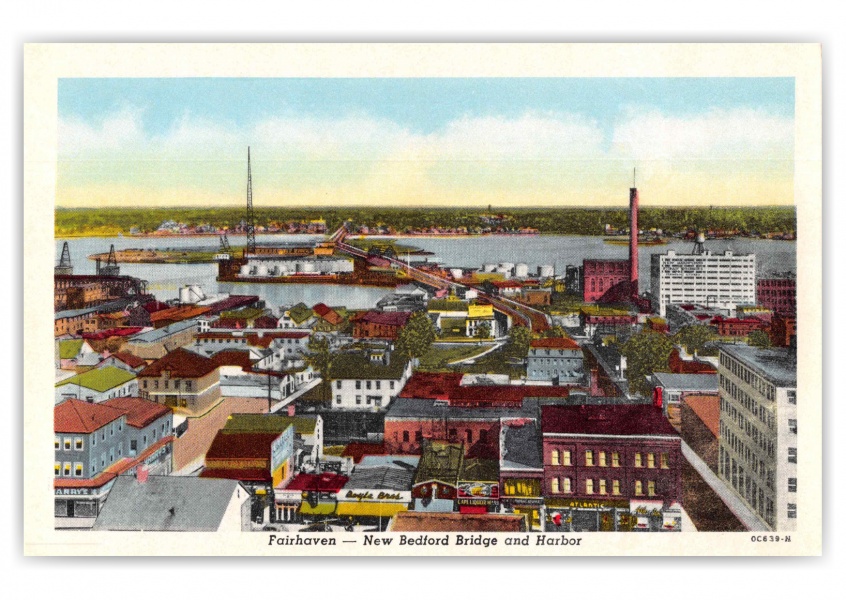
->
[[651, 250, 756, 317], [718, 344, 797, 531]]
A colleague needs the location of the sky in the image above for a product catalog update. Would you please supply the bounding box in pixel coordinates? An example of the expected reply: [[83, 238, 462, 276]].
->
[[57, 77, 795, 208]]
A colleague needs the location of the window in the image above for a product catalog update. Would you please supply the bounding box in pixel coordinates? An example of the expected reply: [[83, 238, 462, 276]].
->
[[599, 479, 607, 495], [335, 395, 341, 404], [788, 448, 797, 464], [648, 481, 656, 497], [63, 463, 71, 477], [355, 381, 361, 390], [585, 479, 594, 494], [612, 452, 620, 468], [551, 478, 560, 493], [55, 437, 60, 450], [415, 431, 423, 442], [598, 451, 606, 467], [788, 419, 797, 434], [466, 430, 473, 444], [562, 450, 572, 466], [390, 381, 395, 390], [788, 478, 797, 492], [551, 449, 560, 466], [660, 453, 669, 469], [787, 390, 796, 405], [585, 450, 594, 466], [647, 453, 655, 469], [376, 381, 381, 390], [402, 431, 409, 443], [635, 480, 643, 496], [143, 380, 148, 389], [91, 433, 96, 447], [336, 381, 342, 390], [787, 503, 797, 519], [74, 463, 83, 477], [185, 381, 192, 391], [634, 453, 643, 468], [562, 477, 571, 493], [366, 381, 372, 390], [612, 480, 621, 495], [64, 438, 71, 451], [355, 395, 362, 405], [54, 462, 61, 476]]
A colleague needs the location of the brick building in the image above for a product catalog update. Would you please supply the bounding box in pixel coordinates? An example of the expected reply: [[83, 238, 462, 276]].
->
[[582, 259, 631, 303], [351, 311, 412, 340], [756, 278, 796, 315], [137, 347, 221, 414]]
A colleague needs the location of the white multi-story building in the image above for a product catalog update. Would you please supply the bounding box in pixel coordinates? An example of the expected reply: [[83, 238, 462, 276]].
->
[[717, 344, 797, 531], [650, 250, 756, 316]]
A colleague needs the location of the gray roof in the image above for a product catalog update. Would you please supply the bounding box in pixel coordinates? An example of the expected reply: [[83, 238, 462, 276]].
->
[[93, 475, 243, 531], [651, 372, 719, 392], [720, 344, 797, 387], [386, 397, 541, 421], [344, 458, 419, 491], [55, 306, 100, 320], [128, 319, 201, 343], [500, 421, 542, 471]]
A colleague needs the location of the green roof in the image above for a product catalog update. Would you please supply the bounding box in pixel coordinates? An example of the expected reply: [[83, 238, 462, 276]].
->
[[56, 366, 136, 392], [287, 303, 315, 324], [59, 339, 84, 359], [580, 305, 633, 317], [328, 353, 409, 380], [428, 298, 469, 312], [222, 413, 318, 435], [414, 441, 464, 485], [440, 317, 467, 333]]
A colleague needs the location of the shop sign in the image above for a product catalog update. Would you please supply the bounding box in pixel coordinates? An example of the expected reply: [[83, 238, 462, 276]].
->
[[273, 489, 302, 503], [457, 497, 498, 506], [342, 489, 411, 503], [457, 481, 499, 500], [55, 488, 92, 496], [547, 498, 629, 510]]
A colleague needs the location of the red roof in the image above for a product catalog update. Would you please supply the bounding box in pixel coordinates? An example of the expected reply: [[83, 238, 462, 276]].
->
[[542, 405, 679, 437], [205, 431, 281, 460], [313, 303, 343, 325], [83, 327, 144, 341], [55, 399, 126, 434], [203, 295, 260, 314], [341, 442, 387, 463], [108, 352, 147, 368], [150, 305, 210, 323], [213, 318, 247, 329], [399, 372, 575, 405], [284, 472, 348, 493], [491, 280, 522, 289], [101, 397, 171, 429], [143, 301, 169, 313], [138, 348, 218, 379], [253, 316, 279, 329], [530, 337, 581, 350], [200, 468, 271, 483], [684, 395, 720, 438], [210, 350, 255, 370]]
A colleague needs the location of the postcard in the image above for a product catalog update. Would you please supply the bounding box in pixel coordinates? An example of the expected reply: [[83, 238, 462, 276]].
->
[[23, 43, 822, 556]]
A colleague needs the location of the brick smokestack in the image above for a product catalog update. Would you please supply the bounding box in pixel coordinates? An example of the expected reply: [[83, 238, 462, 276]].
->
[[629, 177, 639, 302]]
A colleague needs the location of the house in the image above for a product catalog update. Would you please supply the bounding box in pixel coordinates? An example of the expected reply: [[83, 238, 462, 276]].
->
[[411, 441, 464, 512], [336, 455, 419, 525], [279, 302, 317, 329], [54, 306, 100, 336], [312, 303, 345, 329], [92, 475, 249, 532], [122, 318, 202, 360], [137, 347, 221, 414], [222, 412, 324, 468], [55, 366, 138, 404], [427, 298, 498, 338], [327, 352, 413, 411], [351, 310, 412, 340], [54, 397, 173, 529], [97, 351, 148, 374], [527, 337, 584, 384], [57, 338, 97, 370]]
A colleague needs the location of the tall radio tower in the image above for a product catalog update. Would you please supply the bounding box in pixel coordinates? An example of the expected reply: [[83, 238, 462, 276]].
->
[[245, 147, 256, 255]]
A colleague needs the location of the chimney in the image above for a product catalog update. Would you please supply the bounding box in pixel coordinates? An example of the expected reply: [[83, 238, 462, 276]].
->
[[287, 403, 296, 417], [136, 464, 149, 483], [589, 367, 602, 397], [629, 174, 639, 303]]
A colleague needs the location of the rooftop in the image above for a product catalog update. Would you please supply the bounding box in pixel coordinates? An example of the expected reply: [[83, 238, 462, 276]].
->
[[684, 394, 721, 438], [344, 458, 419, 491], [205, 431, 282, 461], [351, 310, 412, 327], [652, 372, 719, 392], [222, 413, 319, 435], [55, 398, 125, 434], [109, 352, 147, 369], [530, 337, 581, 350], [101, 397, 171, 429], [397, 372, 575, 406], [720, 344, 797, 387], [542, 405, 679, 438], [128, 318, 201, 343], [92, 475, 243, 532], [414, 441, 464, 486], [501, 421, 542, 470], [209, 350, 255, 370], [459, 457, 499, 482], [285, 472, 348, 493], [328, 352, 409, 380], [58, 339, 84, 359], [55, 366, 136, 393], [138, 347, 218, 379]]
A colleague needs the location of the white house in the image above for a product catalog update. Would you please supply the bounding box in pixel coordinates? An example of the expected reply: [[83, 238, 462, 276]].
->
[[55, 366, 139, 404], [328, 352, 412, 411]]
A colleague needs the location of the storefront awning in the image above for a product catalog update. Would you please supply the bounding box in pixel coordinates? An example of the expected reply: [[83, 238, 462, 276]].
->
[[336, 502, 408, 518], [299, 503, 336, 516]]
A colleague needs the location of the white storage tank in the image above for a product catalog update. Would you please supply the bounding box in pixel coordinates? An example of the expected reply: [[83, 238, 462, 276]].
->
[[450, 268, 464, 279], [482, 263, 497, 272], [514, 263, 529, 278], [300, 261, 315, 273], [499, 262, 515, 271], [538, 264, 555, 278]]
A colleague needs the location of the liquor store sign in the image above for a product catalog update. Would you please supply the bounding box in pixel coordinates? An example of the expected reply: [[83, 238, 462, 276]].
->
[[457, 481, 499, 500], [342, 489, 411, 503]]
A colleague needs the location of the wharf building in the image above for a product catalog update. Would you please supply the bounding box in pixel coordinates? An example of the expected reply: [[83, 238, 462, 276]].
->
[[541, 404, 683, 532], [717, 344, 797, 531], [54, 397, 173, 529], [650, 250, 757, 317]]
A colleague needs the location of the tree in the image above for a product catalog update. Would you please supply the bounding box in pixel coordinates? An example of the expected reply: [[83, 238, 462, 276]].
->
[[748, 329, 772, 348], [475, 322, 492, 345], [544, 325, 568, 339], [674, 324, 714, 357], [305, 335, 333, 401], [620, 330, 675, 396], [396, 312, 437, 362], [505, 325, 533, 359]]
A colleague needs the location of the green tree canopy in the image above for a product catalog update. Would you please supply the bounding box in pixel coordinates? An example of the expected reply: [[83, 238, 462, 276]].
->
[[620, 331, 675, 396], [505, 325, 533, 359], [475, 322, 492, 344], [674, 324, 714, 356], [748, 329, 772, 348], [396, 312, 437, 361], [305, 335, 333, 401]]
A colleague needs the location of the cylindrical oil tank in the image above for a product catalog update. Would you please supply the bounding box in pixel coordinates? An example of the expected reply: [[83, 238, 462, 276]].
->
[[482, 263, 497, 272], [514, 263, 529, 278], [450, 268, 464, 279], [538, 264, 554, 278]]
